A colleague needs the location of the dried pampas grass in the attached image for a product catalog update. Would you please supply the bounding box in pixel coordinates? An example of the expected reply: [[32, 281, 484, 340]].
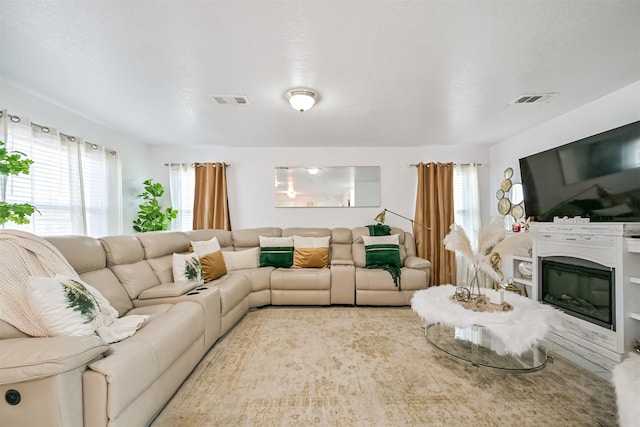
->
[[442, 224, 474, 264], [443, 218, 533, 281]]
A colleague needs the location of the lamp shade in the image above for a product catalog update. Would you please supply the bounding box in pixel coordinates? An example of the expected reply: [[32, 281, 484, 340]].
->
[[286, 88, 318, 112]]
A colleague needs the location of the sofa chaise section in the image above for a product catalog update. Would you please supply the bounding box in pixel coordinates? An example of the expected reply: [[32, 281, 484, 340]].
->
[[44, 234, 209, 427]]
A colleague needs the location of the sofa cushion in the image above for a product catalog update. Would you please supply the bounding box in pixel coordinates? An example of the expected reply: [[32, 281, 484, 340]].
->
[[109, 261, 161, 299], [259, 236, 294, 268], [222, 248, 259, 271], [232, 227, 281, 249], [146, 254, 174, 284], [87, 301, 204, 420], [101, 236, 145, 266], [270, 268, 331, 290], [200, 250, 227, 281], [46, 235, 106, 274], [356, 267, 427, 291], [136, 231, 190, 260], [212, 275, 251, 315], [172, 253, 204, 285], [79, 268, 133, 316]]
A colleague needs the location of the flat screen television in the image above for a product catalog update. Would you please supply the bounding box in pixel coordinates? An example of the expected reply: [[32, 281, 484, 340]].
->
[[519, 120, 640, 222]]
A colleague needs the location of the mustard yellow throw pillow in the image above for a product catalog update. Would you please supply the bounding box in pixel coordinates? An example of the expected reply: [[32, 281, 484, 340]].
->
[[200, 250, 227, 281], [293, 247, 329, 268]]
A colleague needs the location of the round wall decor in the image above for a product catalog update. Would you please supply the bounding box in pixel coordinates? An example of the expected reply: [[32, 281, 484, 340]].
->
[[498, 198, 511, 215]]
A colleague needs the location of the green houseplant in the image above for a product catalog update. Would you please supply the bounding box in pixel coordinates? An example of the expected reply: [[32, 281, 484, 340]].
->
[[0, 140, 37, 225], [133, 179, 178, 232]]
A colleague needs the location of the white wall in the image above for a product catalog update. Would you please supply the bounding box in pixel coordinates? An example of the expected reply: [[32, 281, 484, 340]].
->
[[1, 77, 152, 232], [489, 81, 640, 217], [149, 145, 491, 230], [0, 75, 503, 233]]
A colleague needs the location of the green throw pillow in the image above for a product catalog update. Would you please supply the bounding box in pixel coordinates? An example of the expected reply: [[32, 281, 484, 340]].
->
[[363, 234, 402, 290], [259, 236, 294, 268]]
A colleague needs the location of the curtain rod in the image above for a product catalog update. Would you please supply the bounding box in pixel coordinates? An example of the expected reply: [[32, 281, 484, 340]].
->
[[407, 162, 482, 167], [164, 162, 232, 167], [1, 111, 117, 155]]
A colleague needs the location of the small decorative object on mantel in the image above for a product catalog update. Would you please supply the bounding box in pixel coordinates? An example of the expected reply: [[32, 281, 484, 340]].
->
[[443, 218, 534, 312], [518, 261, 533, 278], [553, 215, 590, 224]]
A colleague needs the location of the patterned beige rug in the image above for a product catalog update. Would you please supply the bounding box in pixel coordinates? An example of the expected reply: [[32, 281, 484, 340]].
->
[[151, 307, 617, 427]]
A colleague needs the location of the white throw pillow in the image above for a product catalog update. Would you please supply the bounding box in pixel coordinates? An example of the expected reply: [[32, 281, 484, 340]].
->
[[27, 275, 118, 337], [258, 235, 294, 247], [293, 235, 330, 248], [222, 247, 260, 271], [362, 234, 400, 246], [191, 237, 221, 257], [172, 253, 204, 285]]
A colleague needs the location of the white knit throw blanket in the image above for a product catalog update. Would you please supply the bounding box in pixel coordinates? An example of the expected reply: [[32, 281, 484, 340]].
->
[[0, 230, 147, 343]]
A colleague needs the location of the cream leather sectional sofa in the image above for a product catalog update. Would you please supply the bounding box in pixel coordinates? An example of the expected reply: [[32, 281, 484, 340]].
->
[[0, 226, 430, 427]]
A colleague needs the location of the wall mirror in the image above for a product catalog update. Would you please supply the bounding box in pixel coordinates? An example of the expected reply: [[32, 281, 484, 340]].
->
[[274, 166, 381, 207]]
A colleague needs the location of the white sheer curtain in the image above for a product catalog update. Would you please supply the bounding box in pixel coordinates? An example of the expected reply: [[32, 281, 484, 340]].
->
[[169, 163, 195, 231], [1, 110, 122, 236], [453, 164, 481, 285]]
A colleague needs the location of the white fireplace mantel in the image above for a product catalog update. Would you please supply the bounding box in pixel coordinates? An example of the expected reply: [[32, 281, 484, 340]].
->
[[530, 222, 640, 371]]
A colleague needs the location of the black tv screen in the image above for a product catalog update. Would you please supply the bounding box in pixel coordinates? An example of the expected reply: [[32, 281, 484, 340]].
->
[[519, 120, 640, 222]]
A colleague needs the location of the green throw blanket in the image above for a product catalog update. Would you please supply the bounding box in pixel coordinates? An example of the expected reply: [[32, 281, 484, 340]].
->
[[365, 224, 401, 290], [367, 223, 391, 236]]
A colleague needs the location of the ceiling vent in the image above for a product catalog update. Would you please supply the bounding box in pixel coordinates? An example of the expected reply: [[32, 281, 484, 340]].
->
[[509, 93, 558, 105], [210, 95, 249, 105]]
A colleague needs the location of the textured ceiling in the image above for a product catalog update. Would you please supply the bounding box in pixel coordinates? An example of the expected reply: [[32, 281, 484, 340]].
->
[[1, 0, 639, 148]]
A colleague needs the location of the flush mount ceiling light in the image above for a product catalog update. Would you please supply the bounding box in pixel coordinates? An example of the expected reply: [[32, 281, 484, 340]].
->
[[286, 88, 318, 112]]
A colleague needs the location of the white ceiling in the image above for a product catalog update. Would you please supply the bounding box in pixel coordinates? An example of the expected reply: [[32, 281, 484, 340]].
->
[[1, 1, 639, 148]]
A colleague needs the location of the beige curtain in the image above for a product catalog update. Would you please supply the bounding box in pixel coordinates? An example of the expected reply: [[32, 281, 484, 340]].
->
[[193, 162, 231, 231], [414, 162, 456, 286]]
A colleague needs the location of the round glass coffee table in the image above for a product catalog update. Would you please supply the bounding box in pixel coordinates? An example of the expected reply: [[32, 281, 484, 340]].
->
[[426, 323, 548, 372]]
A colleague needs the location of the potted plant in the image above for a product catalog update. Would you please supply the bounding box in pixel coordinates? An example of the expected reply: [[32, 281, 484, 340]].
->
[[132, 179, 178, 232], [0, 140, 37, 225]]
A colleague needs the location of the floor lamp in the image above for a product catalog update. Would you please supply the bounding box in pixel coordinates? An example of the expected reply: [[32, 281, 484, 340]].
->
[[374, 208, 431, 231]]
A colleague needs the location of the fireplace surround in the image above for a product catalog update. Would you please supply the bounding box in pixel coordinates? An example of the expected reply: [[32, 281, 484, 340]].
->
[[531, 222, 640, 370]]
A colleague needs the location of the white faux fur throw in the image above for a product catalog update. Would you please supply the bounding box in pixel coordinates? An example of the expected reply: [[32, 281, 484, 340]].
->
[[0, 230, 147, 343], [411, 284, 562, 355], [613, 353, 640, 427]]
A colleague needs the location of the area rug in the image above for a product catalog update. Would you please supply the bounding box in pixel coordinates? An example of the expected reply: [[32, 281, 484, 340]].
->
[[151, 307, 617, 427]]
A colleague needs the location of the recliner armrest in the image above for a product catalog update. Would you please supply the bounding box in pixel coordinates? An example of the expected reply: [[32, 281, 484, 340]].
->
[[404, 256, 431, 271], [0, 336, 109, 384]]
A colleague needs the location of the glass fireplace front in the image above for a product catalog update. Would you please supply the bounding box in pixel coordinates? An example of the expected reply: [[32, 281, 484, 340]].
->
[[540, 256, 614, 330]]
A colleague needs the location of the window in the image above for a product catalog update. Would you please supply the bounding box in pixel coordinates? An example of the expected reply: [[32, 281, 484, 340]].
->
[[1, 111, 122, 237], [453, 164, 481, 285], [169, 163, 195, 231]]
